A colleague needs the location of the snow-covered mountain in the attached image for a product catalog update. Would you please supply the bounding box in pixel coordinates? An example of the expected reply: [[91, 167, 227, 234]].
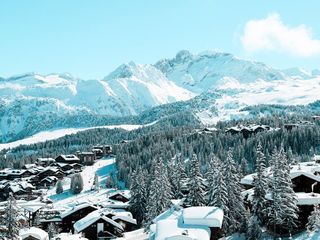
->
[[154, 50, 288, 93], [1, 50, 320, 143], [0, 65, 194, 142]]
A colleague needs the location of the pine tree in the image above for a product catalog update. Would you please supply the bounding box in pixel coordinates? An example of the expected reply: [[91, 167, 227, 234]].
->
[[266, 145, 299, 234], [3, 193, 20, 240], [222, 148, 247, 235], [129, 168, 148, 225], [168, 154, 184, 198], [252, 142, 268, 223], [207, 156, 228, 209], [56, 180, 63, 194], [246, 215, 262, 240], [70, 173, 84, 194], [307, 205, 320, 234], [185, 154, 206, 206], [92, 173, 99, 191], [146, 158, 172, 226]]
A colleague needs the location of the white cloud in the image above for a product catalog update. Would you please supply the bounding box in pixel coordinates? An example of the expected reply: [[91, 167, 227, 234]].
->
[[241, 13, 320, 57]]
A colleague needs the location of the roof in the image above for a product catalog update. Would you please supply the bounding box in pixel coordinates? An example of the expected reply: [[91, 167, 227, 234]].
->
[[182, 207, 224, 228], [37, 158, 55, 162], [155, 219, 210, 240], [61, 202, 97, 219], [112, 215, 137, 225], [57, 154, 80, 161], [19, 227, 49, 240], [74, 209, 124, 233]]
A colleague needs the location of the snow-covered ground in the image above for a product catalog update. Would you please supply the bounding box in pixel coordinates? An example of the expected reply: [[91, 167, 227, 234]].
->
[[45, 157, 118, 208], [196, 77, 320, 125], [116, 229, 148, 240], [0, 123, 154, 151]]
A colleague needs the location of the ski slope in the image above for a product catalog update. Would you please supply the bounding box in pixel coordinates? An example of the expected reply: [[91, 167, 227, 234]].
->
[[0, 123, 154, 151]]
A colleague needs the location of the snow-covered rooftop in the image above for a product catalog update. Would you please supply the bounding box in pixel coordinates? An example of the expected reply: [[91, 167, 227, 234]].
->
[[19, 227, 49, 240], [155, 219, 210, 240], [183, 206, 224, 228], [61, 202, 97, 219], [74, 209, 124, 233]]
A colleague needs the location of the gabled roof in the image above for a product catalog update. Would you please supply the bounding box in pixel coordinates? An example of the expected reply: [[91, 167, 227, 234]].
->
[[74, 209, 124, 233], [56, 154, 80, 161], [61, 203, 97, 219]]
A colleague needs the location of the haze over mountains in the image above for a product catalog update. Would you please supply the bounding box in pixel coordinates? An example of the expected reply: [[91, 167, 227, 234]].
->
[[1, 50, 320, 143]]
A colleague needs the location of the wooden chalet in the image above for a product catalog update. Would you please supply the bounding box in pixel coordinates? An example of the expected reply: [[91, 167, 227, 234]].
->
[[60, 203, 98, 233], [108, 192, 130, 203], [77, 152, 96, 165], [38, 176, 58, 189], [37, 167, 65, 180], [242, 160, 320, 231], [36, 158, 56, 167], [55, 154, 80, 164], [74, 210, 124, 240], [92, 145, 112, 157]]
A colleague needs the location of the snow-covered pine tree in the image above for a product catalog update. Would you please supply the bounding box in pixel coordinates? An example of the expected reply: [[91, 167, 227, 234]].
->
[[307, 204, 320, 234], [70, 173, 84, 194], [146, 158, 172, 226], [252, 142, 268, 223], [92, 173, 99, 191], [246, 215, 262, 240], [3, 193, 20, 240], [222, 148, 247, 235], [56, 180, 63, 194], [168, 154, 184, 199], [129, 167, 148, 225], [185, 154, 206, 207], [206, 156, 228, 209], [266, 145, 299, 234]]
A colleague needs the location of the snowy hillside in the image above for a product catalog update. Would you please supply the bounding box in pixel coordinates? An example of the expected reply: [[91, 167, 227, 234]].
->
[[0, 67, 193, 143], [1, 50, 320, 142]]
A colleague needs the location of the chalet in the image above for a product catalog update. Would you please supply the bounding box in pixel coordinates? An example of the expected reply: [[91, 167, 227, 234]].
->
[[0, 169, 33, 180], [108, 191, 130, 203], [150, 206, 224, 240], [36, 158, 56, 167], [92, 145, 112, 157], [19, 227, 49, 240], [38, 176, 58, 189], [111, 212, 137, 232], [60, 203, 98, 233], [50, 162, 73, 172], [92, 148, 103, 159], [241, 159, 320, 229], [0, 181, 35, 200], [36, 208, 62, 230], [77, 152, 96, 165], [74, 209, 124, 240], [37, 167, 65, 180], [225, 124, 271, 138], [55, 154, 80, 164]]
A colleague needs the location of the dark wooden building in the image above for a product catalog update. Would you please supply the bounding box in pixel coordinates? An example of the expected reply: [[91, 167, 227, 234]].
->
[[55, 154, 80, 164], [74, 210, 124, 240], [60, 203, 98, 233]]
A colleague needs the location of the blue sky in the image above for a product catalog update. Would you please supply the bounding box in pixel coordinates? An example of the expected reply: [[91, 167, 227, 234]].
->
[[1, 0, 320, 79]]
